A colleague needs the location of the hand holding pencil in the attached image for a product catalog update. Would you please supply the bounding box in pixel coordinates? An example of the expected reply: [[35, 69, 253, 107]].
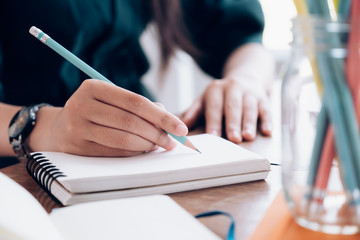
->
[[28, 26, 199, 157]]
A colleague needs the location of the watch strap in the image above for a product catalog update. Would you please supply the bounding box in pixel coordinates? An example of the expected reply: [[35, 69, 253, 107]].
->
[[9, 103, 52, 160]]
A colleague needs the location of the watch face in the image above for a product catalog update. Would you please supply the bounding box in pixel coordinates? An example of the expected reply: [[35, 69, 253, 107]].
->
[[8, 109, 31, 138]]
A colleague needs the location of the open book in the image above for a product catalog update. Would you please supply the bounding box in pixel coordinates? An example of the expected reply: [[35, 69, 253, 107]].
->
[[0, 173, 220, 240], [27, 134, 270, 205]]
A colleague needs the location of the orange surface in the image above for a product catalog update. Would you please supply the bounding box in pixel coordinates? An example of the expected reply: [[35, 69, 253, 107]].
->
[[248, 192, 360, 240]]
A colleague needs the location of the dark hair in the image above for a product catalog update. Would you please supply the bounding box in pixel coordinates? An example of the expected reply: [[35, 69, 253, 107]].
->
[[151, 0, 201, 68]]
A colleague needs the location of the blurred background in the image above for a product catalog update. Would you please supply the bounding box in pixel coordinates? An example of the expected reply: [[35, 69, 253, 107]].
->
[[141, 0, 297, 114], [0, 1, 297, 169]]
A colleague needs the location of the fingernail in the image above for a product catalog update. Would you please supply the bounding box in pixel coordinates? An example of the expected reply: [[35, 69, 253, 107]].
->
[[145, 145, 159, 153], [167, 139, 178, 150], [242, 125, 255, 139], [262, 122, 272, 134], [209, 129, 219, 136], [175, 124, 188, 136], [231, 130, 242, 142]]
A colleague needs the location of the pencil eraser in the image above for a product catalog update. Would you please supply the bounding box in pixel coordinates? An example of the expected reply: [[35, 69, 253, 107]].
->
[[29, 26, 41, 38]]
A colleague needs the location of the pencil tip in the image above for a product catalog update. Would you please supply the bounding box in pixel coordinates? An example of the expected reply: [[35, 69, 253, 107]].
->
[[183, 139, 201, 153]]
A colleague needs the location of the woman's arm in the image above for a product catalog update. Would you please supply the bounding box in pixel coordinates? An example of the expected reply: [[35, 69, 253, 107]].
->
[[1, 80, 189, 157], [181, 43, 275, 143], [0, 103, 22, 156]]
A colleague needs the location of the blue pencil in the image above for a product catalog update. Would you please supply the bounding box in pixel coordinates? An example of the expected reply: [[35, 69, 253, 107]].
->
[[29, 26, 200, 153], [305, 0, 360, 208], [338, 0, 351, 18]]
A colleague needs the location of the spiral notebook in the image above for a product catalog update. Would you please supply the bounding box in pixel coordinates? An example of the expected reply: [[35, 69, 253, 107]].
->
[[26, 134, 270, 206]]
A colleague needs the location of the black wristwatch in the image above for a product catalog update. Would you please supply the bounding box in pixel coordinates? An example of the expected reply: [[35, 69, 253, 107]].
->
[[8, 103, 51, 160]]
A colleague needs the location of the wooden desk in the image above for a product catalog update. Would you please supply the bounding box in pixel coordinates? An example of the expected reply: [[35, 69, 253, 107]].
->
[[0, 139, 281, 240], [0, 83, 283, 240], [171, 161, 282, 239], [0, 118, 283, 240]]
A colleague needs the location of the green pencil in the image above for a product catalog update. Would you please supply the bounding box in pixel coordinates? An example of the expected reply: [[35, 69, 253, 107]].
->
[[305, 0, 360, 206], [29, 26, 200, 153]]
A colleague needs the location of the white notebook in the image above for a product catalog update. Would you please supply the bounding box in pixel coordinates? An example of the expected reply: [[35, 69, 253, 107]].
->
[[0, 173, 220, 240], [27, 134, 270, 205]]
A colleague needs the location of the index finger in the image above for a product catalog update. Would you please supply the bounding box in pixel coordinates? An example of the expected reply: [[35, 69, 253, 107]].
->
[[88, 80, 188, 136]]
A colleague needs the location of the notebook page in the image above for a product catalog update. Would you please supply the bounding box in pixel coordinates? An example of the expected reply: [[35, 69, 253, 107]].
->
[[37, 134, 267, 192], [50, 195, 221, 240], [0, 173, 63, 240]]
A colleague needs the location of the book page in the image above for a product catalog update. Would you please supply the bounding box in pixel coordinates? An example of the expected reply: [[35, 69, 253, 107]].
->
[[50, 195, 221, 240], [0, 173, 63, 240]]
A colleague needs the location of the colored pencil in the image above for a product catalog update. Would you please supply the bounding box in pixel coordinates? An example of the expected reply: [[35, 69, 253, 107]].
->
[[304, 0, 360, 209], [29, 26, 200, 153]]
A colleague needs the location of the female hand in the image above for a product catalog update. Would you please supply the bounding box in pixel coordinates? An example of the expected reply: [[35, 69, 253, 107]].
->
[[180, 77, 272, 144], [28, 79, 188, 157]]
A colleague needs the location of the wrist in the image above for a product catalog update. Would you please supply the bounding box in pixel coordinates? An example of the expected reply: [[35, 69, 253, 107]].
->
[[222, 44, 275, 93], [8, 104, 52, 160], [27, 106, 60, 153], [222, 74, 269, 98]]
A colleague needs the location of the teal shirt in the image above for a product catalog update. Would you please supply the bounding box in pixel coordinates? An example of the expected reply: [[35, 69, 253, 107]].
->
[[0, 0, 264, 106]]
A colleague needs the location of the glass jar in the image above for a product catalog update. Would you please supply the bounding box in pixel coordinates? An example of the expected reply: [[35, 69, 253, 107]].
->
[[281, 15, 360, 234]]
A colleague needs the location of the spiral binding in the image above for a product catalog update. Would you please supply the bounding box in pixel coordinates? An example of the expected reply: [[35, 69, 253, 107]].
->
[[26, 152, 66, 203]]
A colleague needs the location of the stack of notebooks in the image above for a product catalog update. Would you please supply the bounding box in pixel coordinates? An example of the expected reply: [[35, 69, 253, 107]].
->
[[26, 134, 270, 205]]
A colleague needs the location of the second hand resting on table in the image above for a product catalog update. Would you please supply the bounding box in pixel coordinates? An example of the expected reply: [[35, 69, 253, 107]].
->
[[20, 44, 274, 157], [181, 43, 274, 143]]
